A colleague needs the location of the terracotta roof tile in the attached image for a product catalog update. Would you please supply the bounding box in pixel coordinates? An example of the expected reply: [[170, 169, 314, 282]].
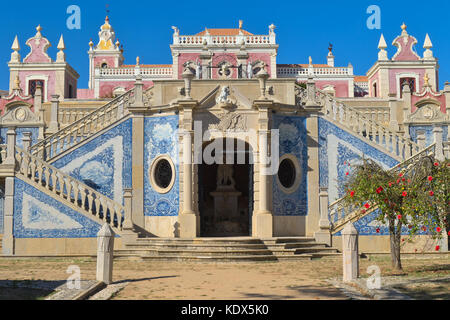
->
[[354, 76, 368, 82]]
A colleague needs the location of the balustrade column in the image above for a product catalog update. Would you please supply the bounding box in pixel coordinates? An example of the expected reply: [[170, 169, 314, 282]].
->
[[433, 126, 445, 161], [22, 132, 32, 151]]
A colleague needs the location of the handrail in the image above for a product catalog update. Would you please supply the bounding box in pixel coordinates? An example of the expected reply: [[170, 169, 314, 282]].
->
[[316, 88, 420, 160], [29, 88, 135, 160], [15, 146, 124, 233]]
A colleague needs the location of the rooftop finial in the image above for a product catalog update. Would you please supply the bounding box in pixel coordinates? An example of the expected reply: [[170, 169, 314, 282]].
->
[[14, 75, 21, 90], [136, 56, 140, 66], [239, 20, 243, 29], [401, 22, 408, 36], [424, 73, 430, 87]]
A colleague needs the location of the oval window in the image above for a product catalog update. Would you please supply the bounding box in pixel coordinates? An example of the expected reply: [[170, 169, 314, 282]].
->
[[278, 158, 296, 189], [154, 159, 173, 189]]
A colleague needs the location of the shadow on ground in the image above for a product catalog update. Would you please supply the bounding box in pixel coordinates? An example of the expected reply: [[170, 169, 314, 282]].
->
[[0, 280, 66, 300], [113, 275, 179, 285]]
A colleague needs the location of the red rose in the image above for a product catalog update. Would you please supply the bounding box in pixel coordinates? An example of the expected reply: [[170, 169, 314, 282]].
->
[[376, 228, 380, 233], [422, 226, 427, 232], [397, 214, 402, 220], [434, 162, 439, 167], [389, 182, 392, 187], [399, 173, 403, 177], [361, 209, 366, 214], [436, 227, 441, 233], [402, 191, 407, 197], [397, 179, 401, 184], [350, 191, 355, 197], [429, 191, 434, 196], [364, 203, 370, 209], [402, 178, 406, 182], [435, 245, 440, 251], [448, 231, 450, 236], [428, 176, 433, 181], [376, 187, 383, 194], [346, 172, 349, 176]]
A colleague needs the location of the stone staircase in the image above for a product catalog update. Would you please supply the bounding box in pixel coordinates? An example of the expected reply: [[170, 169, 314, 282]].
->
[[115, 237, 340, 262], [29, 88, 136, 162]]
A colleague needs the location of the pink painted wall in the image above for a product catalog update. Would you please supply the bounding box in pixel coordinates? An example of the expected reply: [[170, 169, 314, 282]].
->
[[392, 36, 420, 61], [98, 80, 154, 98], [94, 56, 117, 68], [388, 68, 425, 96], [18, 70, 56, 101], [248, 53, 271, 77], [315, 80, 350, 98], [368, 70, 379, 97], [178, 53, 201, 79], [0, 95, 34, 115], [411, 92, 446, 113], [77, 89, 95, 99]]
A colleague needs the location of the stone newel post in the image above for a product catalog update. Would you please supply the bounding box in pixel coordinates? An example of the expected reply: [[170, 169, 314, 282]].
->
[[182, 68, 195, 99], [433, 125, 445, 162], [49, 94, 60, 133], [96, 223, 115, 285], [314, 187, 331, 246], [22, 132, 32, 151], [342, 222, 359, 282]]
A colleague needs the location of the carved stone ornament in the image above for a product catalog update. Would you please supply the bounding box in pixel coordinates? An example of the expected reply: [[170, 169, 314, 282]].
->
[[208, 111, 247, 132], [0, 105, 39, 125], [215, 86, 237, 109], [408, 103, 445, 123]]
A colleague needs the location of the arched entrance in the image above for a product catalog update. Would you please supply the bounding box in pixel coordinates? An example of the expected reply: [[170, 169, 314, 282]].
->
[[198, 138, 253, 237]]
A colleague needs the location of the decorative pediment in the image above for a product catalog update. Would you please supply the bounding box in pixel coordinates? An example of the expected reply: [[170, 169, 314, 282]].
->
[[23, 25, 52, 63], [407, 103, 446, 123], [208, 110, 248, 132], [392, 24, 420, 61], [0, 105, 39, 125], [197, 85, 252, 111]]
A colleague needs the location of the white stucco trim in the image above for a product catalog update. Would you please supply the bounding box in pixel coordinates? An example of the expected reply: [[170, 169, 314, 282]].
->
[[25, 74, 49, 102], [395, 72, 419, 99]]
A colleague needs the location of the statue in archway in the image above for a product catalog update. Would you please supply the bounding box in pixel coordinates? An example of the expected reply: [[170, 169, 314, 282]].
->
[[217, 164, 235, 189]]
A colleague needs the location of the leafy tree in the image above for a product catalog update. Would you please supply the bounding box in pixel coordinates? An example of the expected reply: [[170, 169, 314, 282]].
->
[[343, 155, 449, 270]]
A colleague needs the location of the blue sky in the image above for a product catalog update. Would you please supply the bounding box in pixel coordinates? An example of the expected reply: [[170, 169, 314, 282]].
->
[[1, 0, 449, 90]]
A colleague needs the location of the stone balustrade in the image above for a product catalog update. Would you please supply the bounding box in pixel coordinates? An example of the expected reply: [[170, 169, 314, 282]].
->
[[58, 108, 97, 127], [98, 66, 173, 78], [30, 88, 134, 160], [319, 90, 420, 160], [174, 34, 275, 45], [15, 146, 125, 233], [277, 66, 352, 77]]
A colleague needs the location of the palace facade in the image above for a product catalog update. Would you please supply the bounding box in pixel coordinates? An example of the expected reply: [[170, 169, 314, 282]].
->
[[0, 18, 448, 257]]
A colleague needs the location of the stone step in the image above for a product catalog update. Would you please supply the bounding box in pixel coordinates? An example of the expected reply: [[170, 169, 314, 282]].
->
[[261, 237, 316, 244], [114, 254, 279, 262], [264, 243, 327, 250], [135, 237, 264, 245], [125, 243, 269, 250], [117, 248, 274, 257]]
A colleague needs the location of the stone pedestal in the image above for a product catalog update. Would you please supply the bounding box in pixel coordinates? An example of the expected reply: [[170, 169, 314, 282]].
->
[[96, 223, 114, 285], [210, 189, 242, 219], [342, 223, 359, 283]]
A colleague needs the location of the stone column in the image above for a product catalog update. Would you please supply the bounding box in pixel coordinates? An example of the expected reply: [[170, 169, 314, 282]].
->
[[342, 222, 359, 283], [178, 99, 199, 238], [314, 187, 331, 246], [179, 129, 197, 238], [48, 95, 60, 133], [306, 114, 320, 237], [96, 223, 115, 285], [22, 132, 32, 151], [2, 128, 16, 255], [34, 85, 45, 141], [121, 188, 137, 245], [401, 84, 411, 128], [433, 125, 445, 162], [388, 94, 400, 132], [305, 77, 318, 109], [252, 99, 273, 238], [128, 76, 146, 229], [417, 130, 426, 150]]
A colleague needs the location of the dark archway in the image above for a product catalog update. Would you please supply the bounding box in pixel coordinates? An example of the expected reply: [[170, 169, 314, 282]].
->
[[198, 138, 253, 237]]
